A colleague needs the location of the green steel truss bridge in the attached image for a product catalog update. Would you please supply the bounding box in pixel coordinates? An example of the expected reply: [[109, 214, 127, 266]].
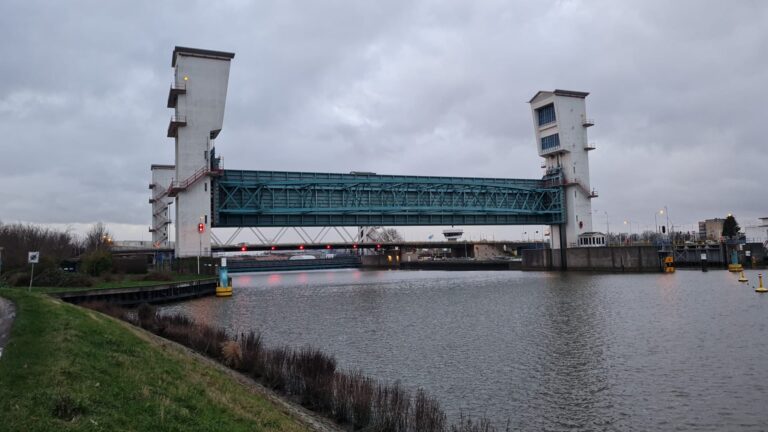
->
[[211, 169, 565, 228]]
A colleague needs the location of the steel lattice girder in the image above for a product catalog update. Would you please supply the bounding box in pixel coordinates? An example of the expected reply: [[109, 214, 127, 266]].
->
[[212, 170, 565, 227]]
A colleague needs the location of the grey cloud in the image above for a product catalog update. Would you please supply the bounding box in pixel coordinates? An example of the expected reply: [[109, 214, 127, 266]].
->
[[1, 0, 766, 239]]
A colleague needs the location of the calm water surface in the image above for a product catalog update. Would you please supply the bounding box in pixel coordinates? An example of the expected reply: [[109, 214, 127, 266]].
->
[[162, 269, 768, 430]]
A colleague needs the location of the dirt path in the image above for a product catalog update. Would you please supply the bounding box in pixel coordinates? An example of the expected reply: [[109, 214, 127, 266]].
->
[[0, 297, 16, 359]]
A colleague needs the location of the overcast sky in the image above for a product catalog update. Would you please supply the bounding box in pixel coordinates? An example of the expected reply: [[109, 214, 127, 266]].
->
[[1, 0, 766, 243]]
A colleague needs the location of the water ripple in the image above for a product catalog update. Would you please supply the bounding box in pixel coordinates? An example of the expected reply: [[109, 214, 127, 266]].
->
[[162, 269, 768, 431]]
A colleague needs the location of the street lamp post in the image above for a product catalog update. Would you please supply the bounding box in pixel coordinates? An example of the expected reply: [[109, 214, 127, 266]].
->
[[624, 220, 634, 245], [658, 206, 670, 238]]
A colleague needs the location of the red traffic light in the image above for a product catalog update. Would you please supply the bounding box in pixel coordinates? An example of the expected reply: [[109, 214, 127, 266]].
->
[[271, 245, 276, 250], [197, 223, 205, 233], [240, 245, 247, 252], [326, 244, 332, 249], [352, 244, 358, 249], [299, 245, 304, 250], [376, 244, 382, 249]]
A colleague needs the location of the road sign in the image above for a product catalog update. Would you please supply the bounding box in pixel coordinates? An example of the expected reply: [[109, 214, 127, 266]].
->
[[28, 251, 40, 264]]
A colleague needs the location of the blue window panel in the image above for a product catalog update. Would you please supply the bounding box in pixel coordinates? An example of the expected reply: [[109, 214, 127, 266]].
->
[[541, 133, 560, 151], [537, 104, 556, 125]]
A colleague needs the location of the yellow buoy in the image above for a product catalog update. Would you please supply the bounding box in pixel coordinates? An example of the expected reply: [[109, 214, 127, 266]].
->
[[663, 256, 675, 273], [738, 271, 748, 283], [216, 285, 233, 297], [756, 274, 767, 293]]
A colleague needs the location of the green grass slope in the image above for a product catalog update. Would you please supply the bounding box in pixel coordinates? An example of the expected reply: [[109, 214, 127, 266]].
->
[[0, 290, 307, 432]]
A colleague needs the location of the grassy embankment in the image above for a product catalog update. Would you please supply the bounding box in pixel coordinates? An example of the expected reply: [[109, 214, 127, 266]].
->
[[0, 289, 307, 432]]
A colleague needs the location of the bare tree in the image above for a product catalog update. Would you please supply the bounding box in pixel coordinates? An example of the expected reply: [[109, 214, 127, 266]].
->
[[377, 228, 404, 243], [82, 222, 113, 252], [0, 222, 79, 272]]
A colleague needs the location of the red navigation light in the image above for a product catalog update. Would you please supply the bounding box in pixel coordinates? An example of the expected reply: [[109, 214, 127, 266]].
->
[[271, 245, 276, 251], [299, 245, 305, 250], [197, 223, 205, 233], [376, 244, 382, 249], [352, 244, 358, 249], [240, 245, 247, 252], [326, 244, 332, 249]]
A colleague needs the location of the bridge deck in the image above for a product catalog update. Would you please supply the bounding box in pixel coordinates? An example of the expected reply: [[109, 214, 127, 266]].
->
[[212, 169, 565, 227]]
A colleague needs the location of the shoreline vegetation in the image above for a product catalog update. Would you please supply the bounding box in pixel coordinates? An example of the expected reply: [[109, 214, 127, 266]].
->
[[83, 301, 509, 432]]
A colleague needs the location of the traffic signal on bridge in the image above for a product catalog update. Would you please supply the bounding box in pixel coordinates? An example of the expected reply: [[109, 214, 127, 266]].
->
[[376, 244, 382, 250], [240, 245, 247, 252], [352, 244, 358, 249], [326, 244, 332, 249], [271, 245, 276, 251], [299, 245, 305, 250], [197, 223, 205, 233]]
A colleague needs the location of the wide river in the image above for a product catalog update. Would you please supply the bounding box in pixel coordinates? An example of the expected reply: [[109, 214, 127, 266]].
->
[[162, 269, 768, 430]]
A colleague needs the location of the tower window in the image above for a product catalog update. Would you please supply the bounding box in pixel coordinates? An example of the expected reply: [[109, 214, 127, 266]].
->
[[541, 133, 560, 151], [537, 104, 556, 126]]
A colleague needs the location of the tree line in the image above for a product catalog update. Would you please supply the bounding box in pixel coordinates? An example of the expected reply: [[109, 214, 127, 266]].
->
[[0, 222, 114, 285]]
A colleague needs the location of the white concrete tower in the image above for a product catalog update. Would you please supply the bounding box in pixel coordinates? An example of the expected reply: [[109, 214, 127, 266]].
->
[[149, 164, 175, 247], [167, 47, 234, 258], [529, 90, 597, 249]]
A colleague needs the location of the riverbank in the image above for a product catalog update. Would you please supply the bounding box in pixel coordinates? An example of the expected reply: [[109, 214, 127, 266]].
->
[[0, 290, 312, 431], [54, 278, 218, 306], [29, 272, 214, 294]]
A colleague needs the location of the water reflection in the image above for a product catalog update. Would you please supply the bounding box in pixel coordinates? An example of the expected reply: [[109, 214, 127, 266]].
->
[[161, 269, 768, 430]]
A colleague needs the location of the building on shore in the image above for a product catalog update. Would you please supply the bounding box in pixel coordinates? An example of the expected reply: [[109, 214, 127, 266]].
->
[[744, 217, 768, 244], [698, 218, 725, 241]]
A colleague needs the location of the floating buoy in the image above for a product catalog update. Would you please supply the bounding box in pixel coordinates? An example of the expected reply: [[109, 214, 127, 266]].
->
[[216, 257, 233, 297], [738, 271, 748, 283], [728, 250, 743, 272], [757, 274, 767, 293], [663, 256, 675, 273], [216, 285, 233, 297]]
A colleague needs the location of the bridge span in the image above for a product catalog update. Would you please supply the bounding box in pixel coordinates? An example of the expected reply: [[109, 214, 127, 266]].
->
[[150, 47, 599, 269]]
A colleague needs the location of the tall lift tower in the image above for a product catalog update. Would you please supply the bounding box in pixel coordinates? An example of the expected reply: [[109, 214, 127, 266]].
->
[[166, 47, 235, 258], [529, 90, 597, 250]]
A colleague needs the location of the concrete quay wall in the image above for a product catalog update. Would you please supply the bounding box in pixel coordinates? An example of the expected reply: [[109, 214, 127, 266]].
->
[[523, 246, 663, 272]]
